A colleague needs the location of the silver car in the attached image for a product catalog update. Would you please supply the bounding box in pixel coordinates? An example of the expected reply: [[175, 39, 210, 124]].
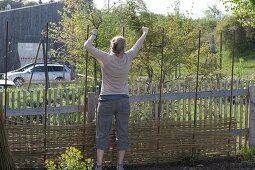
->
[[0, 79, 16, 89], [7, 64, 72, 86]]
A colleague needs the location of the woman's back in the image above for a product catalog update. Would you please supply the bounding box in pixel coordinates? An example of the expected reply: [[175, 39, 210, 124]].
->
[[100, 53, 132, 95]]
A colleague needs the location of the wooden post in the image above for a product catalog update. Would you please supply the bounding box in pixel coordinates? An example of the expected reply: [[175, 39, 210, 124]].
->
[[249, 85, 255, 148], [87, 92, 96, 123]]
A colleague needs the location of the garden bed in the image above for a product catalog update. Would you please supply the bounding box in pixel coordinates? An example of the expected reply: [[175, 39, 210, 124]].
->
[[104, 157, 255, 170]]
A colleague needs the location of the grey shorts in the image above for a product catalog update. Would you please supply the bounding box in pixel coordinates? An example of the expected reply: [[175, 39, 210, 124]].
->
[[96, 98, 130, 151]]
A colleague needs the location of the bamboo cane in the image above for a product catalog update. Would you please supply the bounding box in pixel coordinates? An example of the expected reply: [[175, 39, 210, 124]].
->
[[0, 111, 16, 170]]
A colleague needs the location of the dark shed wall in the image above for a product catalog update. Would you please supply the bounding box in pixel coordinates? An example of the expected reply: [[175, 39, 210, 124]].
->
[[0, 2, 63, 72]]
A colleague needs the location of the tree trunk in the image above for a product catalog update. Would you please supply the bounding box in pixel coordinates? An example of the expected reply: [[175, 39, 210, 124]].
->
[[0, 112, 16, 170]]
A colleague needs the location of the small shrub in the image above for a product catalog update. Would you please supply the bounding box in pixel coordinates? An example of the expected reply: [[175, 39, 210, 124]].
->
[[45, 146, 94, 170], [241, 146, 255, 163], [179, 152, 200, 166]]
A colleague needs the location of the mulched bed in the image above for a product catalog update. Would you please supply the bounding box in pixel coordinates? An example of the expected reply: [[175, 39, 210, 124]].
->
[[104, 157, 255, 170]]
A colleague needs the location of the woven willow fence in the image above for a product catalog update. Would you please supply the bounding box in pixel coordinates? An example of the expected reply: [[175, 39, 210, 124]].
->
[[6, 119, 236, 168], [0, 79, 252, 168]]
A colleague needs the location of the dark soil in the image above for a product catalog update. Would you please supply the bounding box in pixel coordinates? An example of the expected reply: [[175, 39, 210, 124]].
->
[[104, 157, 255, 170]]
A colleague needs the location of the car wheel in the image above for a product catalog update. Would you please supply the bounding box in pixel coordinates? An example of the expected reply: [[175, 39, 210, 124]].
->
[[55, 77, 64, 81], [13, 77, 24, 86]]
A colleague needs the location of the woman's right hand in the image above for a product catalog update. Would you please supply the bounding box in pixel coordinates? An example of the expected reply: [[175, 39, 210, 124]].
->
[[142, 27, 149, 34]]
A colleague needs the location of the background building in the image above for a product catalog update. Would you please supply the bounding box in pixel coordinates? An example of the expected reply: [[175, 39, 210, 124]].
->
[[0, 2, 63, 73]]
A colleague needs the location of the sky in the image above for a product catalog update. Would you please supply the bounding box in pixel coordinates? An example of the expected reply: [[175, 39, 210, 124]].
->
[[92, 0, 229, 18], [39, 0, 229, 19]]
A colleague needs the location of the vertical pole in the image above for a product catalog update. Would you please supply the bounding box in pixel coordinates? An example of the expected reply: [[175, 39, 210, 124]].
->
[[194, 30, 201, 125], [28, 39, 42, 91], [94, 26, 98, 88], [45, 23, 50, 89], [122, 26, 125, 37], [43, 23, 49, 162], [220, 32, 223, 71], [174, 68, 177, 79], [192, 30, 201, 158], [94, 54, 97, 87], [1, 23, 16, 167], [4, 21, 9, 119], [249, 84, 255, 148], [42, 39, 47, 162], [229, 31, 235, 131], [179, 64, 181, 78], [158, 28, 164, 117], [83, 25, 90, 157], [157, 28, 164, 163]]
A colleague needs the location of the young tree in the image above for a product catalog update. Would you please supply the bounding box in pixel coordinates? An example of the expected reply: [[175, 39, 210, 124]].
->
[[0, 0, 23, 11], [204, 4, 223, 20], [223, 0, 255, 28], [197, 5, 224, 35], [0, 0, 39, 11], [215, 15, 248, 55], [24, 1, 38, 6], [50, 0, 99, 79]]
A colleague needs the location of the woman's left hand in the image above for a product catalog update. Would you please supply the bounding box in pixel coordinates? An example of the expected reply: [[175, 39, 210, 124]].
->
[[142, 27, 149, 34]]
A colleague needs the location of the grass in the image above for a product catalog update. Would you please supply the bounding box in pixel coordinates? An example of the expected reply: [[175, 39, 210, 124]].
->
[[220, 50, 255, 79]]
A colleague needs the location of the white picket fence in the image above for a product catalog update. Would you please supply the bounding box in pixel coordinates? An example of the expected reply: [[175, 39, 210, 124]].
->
[[0, 79, 252, 148], [0, 86, 86, 125], [128, 80, 250, 125]]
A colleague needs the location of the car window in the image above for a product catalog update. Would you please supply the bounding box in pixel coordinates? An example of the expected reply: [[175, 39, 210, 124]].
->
[[51, 66, 64, 72], [48, 66, 55, 72], [32, 66, 45, 72], [16, 64, 34, 72]]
